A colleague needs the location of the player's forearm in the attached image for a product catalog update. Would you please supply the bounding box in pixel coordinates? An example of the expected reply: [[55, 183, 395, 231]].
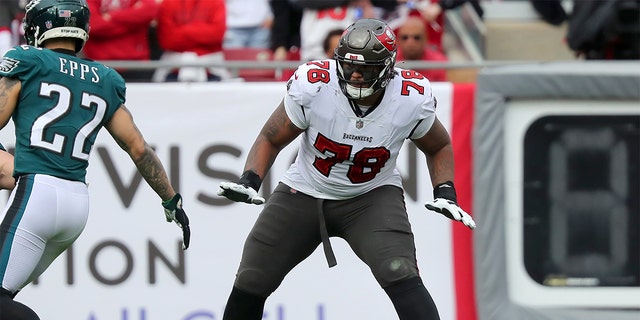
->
[[243, 136, 280, 180], [243, 101, 302, 180], [0, 152, 15, 190], [0, 172, 15, 190], [426, 143, 455, 186], [132, 144, 175, 201]]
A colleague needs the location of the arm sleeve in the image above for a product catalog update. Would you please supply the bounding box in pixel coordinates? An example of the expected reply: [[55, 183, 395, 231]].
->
[[409, 87, 437, 139], [283, 92, 308, 130], [103, 68, 127, 122], [282, 65, 315, 130], [0, 46, 36, 80]]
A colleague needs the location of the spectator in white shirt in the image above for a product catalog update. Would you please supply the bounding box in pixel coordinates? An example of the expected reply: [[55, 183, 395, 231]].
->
[[224, 0, 273, 48]]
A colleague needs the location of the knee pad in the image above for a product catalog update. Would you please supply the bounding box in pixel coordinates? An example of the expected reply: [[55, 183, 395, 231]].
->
[[384, 277, 440, 320], [223, 286, 266, 320], [234, 268, 280, 297], [373, 257, 419, 287]]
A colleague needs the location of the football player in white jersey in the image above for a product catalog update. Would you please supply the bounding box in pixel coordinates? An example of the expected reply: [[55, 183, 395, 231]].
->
[[218, 18, 476, 320]]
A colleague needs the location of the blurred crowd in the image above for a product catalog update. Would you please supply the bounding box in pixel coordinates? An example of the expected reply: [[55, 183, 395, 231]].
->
[[1, 0, 638, 83]]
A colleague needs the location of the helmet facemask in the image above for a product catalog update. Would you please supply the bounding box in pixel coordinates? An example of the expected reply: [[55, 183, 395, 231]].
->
[[336, 54, 395, 99], [335, 18, 398, 100]]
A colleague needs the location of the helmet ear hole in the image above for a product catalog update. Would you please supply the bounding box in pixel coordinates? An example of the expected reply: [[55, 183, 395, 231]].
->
[[334, 18, 397, 99]]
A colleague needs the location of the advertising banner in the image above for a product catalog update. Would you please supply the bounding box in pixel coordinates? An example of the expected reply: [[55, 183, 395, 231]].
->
[[1, 81, 475, 320]]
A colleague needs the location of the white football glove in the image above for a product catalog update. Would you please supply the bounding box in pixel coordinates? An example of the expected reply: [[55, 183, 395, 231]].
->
[[217, 181, 265, 205], [425, 198, 476, 229]]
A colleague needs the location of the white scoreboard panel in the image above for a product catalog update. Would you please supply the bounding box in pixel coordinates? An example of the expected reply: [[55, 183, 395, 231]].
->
[[504, 101, 639, 308]]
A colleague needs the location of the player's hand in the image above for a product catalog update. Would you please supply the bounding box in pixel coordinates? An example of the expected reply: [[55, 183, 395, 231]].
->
[[217, 181, 265, 205], [425, 198, 476, 229], [162, 193, 191, 250]]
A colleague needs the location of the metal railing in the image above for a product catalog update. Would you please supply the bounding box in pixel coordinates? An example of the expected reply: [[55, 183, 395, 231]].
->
[[444, 2, 487, 63], [99, 59, 561, 79]]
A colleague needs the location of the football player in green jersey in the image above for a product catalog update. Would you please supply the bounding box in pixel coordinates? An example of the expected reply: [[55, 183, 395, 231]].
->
[[0, 0, 190, 318]]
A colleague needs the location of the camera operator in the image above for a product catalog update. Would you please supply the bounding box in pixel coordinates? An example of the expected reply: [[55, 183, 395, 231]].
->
[[531, 0, 639, 60]]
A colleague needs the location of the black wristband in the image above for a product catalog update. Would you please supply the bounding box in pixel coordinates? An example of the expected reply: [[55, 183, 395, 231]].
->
[[238, 170, 262, 192], [433, 181, 457, 203]]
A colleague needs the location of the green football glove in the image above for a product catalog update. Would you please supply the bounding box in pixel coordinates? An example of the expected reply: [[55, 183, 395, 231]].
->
[[162, 193, 191, 250]]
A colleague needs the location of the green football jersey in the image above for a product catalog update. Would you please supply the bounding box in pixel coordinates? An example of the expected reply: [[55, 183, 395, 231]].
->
[[0, 45, 125, 182]]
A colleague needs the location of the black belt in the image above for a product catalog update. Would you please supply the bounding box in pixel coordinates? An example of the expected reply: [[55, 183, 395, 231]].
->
[[317, 199, 337, 268]]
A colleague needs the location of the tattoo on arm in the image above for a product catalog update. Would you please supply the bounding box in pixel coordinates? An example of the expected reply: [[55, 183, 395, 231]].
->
[[117, 106, 173, 200], [0, 77, 20, 114], [262, 104, 297, 141], [133, 143, 174, 201], [111, 134, 128, 151], [246, 103, 302, 177]]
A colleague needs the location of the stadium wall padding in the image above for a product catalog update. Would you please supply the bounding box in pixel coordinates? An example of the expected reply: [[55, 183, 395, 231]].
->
[[473, 61, 640, 320]]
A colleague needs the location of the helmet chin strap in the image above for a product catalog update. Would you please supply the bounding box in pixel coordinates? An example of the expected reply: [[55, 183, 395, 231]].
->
[[33, 26, 40, 47], [346, 84, 375, 99]]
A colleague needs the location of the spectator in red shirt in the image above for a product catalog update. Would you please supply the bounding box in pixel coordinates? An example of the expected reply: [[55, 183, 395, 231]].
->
[[402, 0, 483, 54], [0, 0, 25, 55], [83, 0, 160, 82], [405, 0, 445, 53], [396, 16, 448, 82], [152, 0, 229, 82]]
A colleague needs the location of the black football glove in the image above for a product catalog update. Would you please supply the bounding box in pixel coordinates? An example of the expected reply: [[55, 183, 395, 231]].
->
[[162, 193, 191, 250], [425, 181, 476, 229]]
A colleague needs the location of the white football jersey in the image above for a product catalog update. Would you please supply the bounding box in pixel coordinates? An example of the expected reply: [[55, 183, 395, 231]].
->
[[282, 59, 437, 200]]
